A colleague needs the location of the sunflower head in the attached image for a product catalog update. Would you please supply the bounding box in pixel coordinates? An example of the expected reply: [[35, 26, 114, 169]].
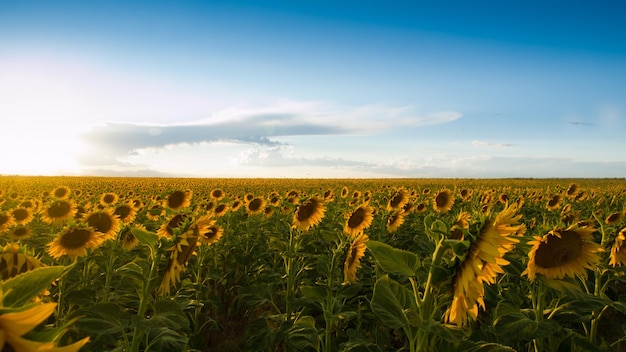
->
[[344, 204, 375, 237], [83, 208, 121, 241], [246, 197, 266, 215], [433, 189, 454, 213], [40, 200, 77, 225], [386, 210, 406, 233], [292, 196, 326, 232], [52, 186, 71, 200], [47, 224, 105, 261], [343, 233, 369, 284], [99, 192, 119, 207], [523, 225, 602, 281], [609, 227, 626, 267], [387, 188, 409, 211], [166, 190, 192, 210], [210, 188, 225, 201]]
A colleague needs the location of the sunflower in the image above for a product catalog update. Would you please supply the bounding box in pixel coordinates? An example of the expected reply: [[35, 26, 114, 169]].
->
[[209, 188, 224, 201], [83, 208, 121, 241], [0, 302, 90, 352], [609, 227, 626, 267], [0, 243, 44, 280], [323, 189, 335, 202], [213, 203, 230, 217], [157, 213, 190, 239], [444, 203, 522, 326], [246, 197, 266, 215], [145, 204, 164, 221], [0, 212, 16, 233], [387, 188, 409, 211], [605, 212, 624, 226], [51, 185, 71, 200], [99, 192, 119, 207], [231, 199, 243, 212], [159, 218, 210, 295], [341, 186, 349, 198], [415, 203, 427, 213], [449, 211, 471, 240], [264, 206, 274, 218], [459, 188, 472, 201], [386, 210, 405, 233], [343, 233, 369, 284], [40, 200, 77, 225], [114, 203, 138, 225], [9, 225, 32, 241], [566, 183, 579, 198], [9, 207, 34, 226], [47, 224, 104, 261], [198, 223, 224, 246], [433, 189, 454, 213], [546, 194, 562, 211], [344, 204, 375, 237], [523, 225, 602, 281], [498, 193, 509, 204], [166, 190, 192, 211], [120, 226, 140, 251], [268, 192, 281, 207], [292, 196, 326, 231]]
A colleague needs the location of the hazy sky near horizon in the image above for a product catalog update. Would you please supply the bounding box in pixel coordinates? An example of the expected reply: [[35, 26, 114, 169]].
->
[[1, 0, 625, 178]]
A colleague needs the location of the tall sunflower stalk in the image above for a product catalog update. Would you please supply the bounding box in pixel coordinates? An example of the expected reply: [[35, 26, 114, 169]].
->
[[369, 203, 523, 352]]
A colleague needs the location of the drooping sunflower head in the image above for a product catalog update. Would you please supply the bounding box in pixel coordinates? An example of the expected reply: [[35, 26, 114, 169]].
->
[[433, 189, 454, 213], [344, 204, 375, 237], [120, 226, 140, 251], [83, 208, 121, 241], [386, 210, 406, 233], [292, 196, 326, 232], [498, 193, 509, 204], [166, 190, 192, 211], [546, 194, 562, 211], [566, 183, 579, 198], [609, 227, 626, 267], [605, 212, 624, 226], [40, 200, 77, 225], [387, 188, 409, 211], [343, 233, 369, 284], [157, 213, 190, 239], [323, 189, 335, 202], [47, 224, 104, 261], [523, 225, 602, 281], [459, 188, 472, 201], [339, 186, 348, 198]]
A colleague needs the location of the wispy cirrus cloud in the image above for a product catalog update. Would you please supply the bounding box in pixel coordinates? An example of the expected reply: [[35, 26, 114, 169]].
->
[[471, 140, 516, 148]]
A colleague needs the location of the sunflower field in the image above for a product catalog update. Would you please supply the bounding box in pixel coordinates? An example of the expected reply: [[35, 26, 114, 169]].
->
[[0, 176, 625, 352]]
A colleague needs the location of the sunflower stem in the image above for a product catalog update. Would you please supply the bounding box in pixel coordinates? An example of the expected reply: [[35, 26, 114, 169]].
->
[[416, 236, 445, 352]]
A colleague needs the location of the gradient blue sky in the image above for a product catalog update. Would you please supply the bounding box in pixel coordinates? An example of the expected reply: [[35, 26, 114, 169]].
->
[[1, 0, 625, 178]]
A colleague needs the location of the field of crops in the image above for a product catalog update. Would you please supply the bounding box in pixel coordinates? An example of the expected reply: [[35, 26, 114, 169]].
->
[[0, 176, 625, 352]]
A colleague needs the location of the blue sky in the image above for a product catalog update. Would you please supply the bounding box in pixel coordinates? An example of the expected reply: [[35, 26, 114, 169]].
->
[[1, 0, 625, 178]]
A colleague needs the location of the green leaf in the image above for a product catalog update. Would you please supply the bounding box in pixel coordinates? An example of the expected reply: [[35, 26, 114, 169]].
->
[[132, 299, 190, 331], [460, 341, 516, 352], [367, 240, 420, 277], [493, 302, 560, 340], [288, 315, 319, 351], [131, 226, 159, 248], [2, 265, 68, 307], [370, 275, 417, 330], [301, 285, 326, 303]]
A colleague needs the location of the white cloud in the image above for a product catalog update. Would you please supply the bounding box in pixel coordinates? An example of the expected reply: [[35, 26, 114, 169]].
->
[[471, 140, 515, 148]]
